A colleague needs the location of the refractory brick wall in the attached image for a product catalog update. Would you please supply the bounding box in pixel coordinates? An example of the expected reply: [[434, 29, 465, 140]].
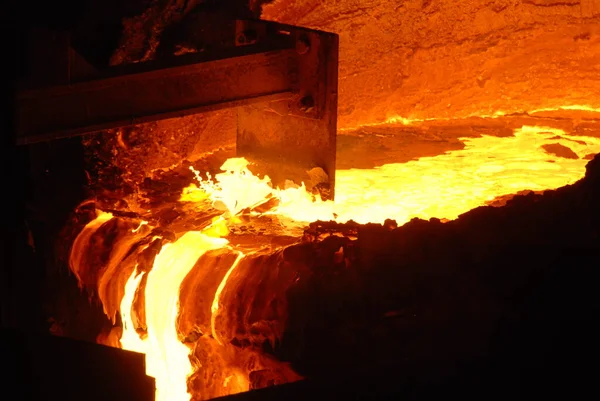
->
[[261, 0, 600, 128]]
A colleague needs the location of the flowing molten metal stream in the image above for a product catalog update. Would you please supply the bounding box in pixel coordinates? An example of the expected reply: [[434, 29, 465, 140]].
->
[[145, 233, 231, 401], [73, 125, 600, 401]]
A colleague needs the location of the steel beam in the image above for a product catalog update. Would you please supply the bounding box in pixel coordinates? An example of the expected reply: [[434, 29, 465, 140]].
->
[[15, 19, 338, 199], [16, 44, 296, 144]]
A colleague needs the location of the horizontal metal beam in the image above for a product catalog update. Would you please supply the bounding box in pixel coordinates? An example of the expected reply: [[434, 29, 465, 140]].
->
[[15, 18, 339, 199], [16, 46, 297, 144]]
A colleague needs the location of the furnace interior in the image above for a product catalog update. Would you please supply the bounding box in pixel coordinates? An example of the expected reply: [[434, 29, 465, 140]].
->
[[6, 1, 600, 401]]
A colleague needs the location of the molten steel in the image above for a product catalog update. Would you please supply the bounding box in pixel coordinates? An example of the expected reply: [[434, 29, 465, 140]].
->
[[70, 123, 600, 401], [182, 125, 600, 225]]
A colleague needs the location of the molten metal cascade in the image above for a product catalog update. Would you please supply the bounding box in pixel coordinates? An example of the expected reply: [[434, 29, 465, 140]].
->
[[69, 124, 600, 401], [144, 232, 230, 401], [210, 252, 245, 345], [116, 230, 249, 401]]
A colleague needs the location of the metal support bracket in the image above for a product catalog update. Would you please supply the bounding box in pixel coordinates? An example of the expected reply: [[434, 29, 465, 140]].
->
[[236, 21, 338, 199]]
